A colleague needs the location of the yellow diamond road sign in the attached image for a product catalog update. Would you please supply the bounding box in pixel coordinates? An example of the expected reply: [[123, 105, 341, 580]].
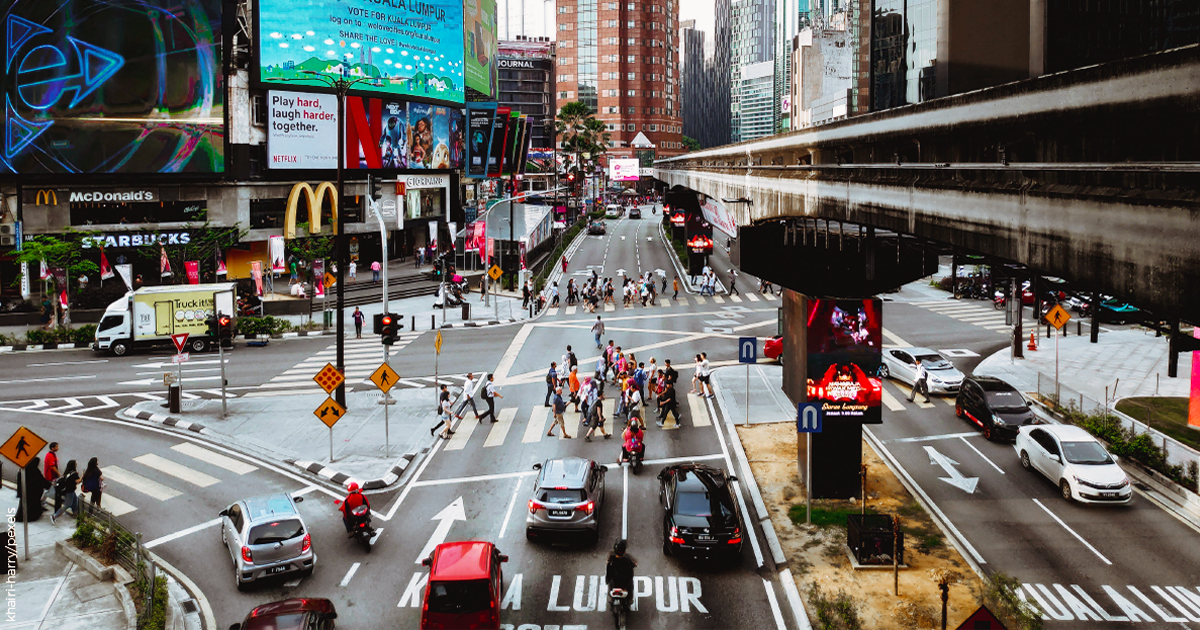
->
[[313, 363, 344, 393], [1046, 304, 1071, 330], [314, 397, 346, 428], [435, 330, 443, 355], [1, 426, 48, 469], [488, 265, 503, 281], [370, 363, 400, 393]]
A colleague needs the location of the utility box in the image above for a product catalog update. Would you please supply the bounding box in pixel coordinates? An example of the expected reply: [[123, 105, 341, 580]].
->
[[847, 514, 902, 566]]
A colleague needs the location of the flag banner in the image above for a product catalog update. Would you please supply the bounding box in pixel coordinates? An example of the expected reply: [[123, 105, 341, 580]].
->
[[269, 235, 286, 273], [185, 261, 200, 285], [115, 264, 133, 289], [447, 222, 457, 255], [60, 289, 68, 309], [428, 221, 438, 252], [160, 245, 172, 277], [99, 249, 114, 280], [52, 267, 67, 287], [39, 260, 50, 280], [312, 259, 325, 298], [216, 252, 228, 276], [251, 261, 264, 297]]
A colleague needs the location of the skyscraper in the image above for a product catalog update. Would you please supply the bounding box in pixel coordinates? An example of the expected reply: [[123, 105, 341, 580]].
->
[[731, 0, 774, 142]]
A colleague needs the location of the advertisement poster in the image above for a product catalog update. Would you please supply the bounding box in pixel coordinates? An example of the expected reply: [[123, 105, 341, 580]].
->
[[380, 100, 409, 169], [463, 0, 498, 97], [1, 0, 225, 174], [518, 117, 534, 176], [407, 103, 435, 168], [268, 91, 338, 169], [312, 259, 325, 298], [501, 112, 521, 176], [257, 0, 465, 105], [806, 298, 883, 424], [466, 104, 496, 178], [269, 235, 286, 273], [346, 97, 463, 170], [250, 261, 264, 297], [488, 106, 510, 177], [449, 108, 466, 167], [700, 197, 739, 237], [185, 261, 200, 285], [610, 158, 641, 181]]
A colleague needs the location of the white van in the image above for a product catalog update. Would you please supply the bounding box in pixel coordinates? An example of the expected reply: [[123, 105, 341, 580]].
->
[[605, 204, 622, 219]]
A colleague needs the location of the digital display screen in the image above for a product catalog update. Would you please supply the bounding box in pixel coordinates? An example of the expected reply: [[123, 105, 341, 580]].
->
[[463, 0, 497, 98], [344, 96, 464, 170], [610, 158, 640, 181], [806, 298, 883, 423], [2, 0, 225, 174], [256, 0, 465, 105]]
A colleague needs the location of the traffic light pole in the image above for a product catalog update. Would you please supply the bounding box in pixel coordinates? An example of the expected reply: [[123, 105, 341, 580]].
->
[[367, 195, 395, 457]]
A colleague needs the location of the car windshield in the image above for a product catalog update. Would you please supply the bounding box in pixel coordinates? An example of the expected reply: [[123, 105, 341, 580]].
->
[[539, 489, 585, 504], [247, 519, 304, 545], [916, 354, 953, 369], [426, 579, 492, 614], [243, 613, 306, 630], [1062, 441, 1113, 465], [984, 391, 1028, 413], [676, 490, 735, 521]]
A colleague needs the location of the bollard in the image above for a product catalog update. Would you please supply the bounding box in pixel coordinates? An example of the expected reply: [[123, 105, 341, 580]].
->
[[462, 302, 470, 320], [168, 384, 181, 414], [411, 315, 415, 332], [431, 314, 435, 330], [1077, 320, 1082, 336]]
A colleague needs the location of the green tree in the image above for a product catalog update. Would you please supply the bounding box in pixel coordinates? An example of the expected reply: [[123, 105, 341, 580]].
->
[[11, 230, 101, 327], [136, 208, 246, 284], [682, 135, 700, 151], [556, 101, 595, 174]]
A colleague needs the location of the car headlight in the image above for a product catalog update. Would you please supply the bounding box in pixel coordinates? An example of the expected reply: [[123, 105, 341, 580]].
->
[[929, 376, 942, 384]]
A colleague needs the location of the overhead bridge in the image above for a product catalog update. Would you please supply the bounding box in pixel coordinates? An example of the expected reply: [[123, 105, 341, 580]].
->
[[655, 45, 1200, 323]]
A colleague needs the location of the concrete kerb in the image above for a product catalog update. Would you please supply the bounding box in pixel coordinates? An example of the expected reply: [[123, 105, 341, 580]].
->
[[526, 219, 594, 321], [0, 341, 93, 353]]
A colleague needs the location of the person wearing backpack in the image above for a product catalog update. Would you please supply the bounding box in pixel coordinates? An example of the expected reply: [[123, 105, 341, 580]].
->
[[50, 460, 80, 524], [80, 458, 104, 509]]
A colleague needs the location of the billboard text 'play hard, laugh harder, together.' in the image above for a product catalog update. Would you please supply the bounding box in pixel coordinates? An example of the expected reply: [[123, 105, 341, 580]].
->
[[285, 182, 340, 240], [806, 298, 883, 424]]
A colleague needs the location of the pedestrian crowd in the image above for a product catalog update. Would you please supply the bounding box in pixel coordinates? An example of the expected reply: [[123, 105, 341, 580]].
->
[[13, 441, 105, 526]]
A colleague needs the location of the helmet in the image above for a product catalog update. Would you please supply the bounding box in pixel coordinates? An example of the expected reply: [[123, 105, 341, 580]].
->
[[613, 538, 627, 556], [347, 482, 360, 492]]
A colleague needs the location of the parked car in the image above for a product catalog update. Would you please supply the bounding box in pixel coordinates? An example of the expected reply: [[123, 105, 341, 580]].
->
[[219, 493, 314, 590], [588, 221, 607, 235], [658, 464, 743, 563], [764, 336, 782, 363], [605, 204, 623, 218], [1096, 298, 1140, 324], [879, 348, 964, 394], [955, 376, 1036, 441], [229, 598, 336, 630], [629, 207, 642, 219], [1015, 425, 1132, 504], [420, 541, 508, 630], [526, 457, 607, 544]]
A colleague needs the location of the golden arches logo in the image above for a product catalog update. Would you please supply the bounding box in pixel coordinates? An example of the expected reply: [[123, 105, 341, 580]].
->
[[284, 182, 339, 239], [35, 190, 57, 205]]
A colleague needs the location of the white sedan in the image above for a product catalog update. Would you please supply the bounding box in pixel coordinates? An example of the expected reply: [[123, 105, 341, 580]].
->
[[1015, 424, 1132, 504], [879, 348, 964, 394]]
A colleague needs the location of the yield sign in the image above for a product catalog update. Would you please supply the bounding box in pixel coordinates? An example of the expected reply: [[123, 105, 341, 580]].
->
[[171, 333, 190, 354]]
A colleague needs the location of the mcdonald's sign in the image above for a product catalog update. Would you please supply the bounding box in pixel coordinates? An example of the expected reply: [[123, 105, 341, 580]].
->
[[34, 190, 58, 206], [284, 182, 339, 239]]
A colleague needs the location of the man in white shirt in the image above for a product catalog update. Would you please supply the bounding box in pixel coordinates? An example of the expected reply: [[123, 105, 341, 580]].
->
[[907, 359, 930, 403], [480, 373, 502, 422], [699, 352, 715, 398]]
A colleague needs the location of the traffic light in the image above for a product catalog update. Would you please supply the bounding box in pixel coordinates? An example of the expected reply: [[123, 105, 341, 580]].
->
[[205, 314, 218, 338], [217, 313, 233, 347], [567, 172, 576, 183], [368, 174, 382, 201], [381, 314, 397, 345]]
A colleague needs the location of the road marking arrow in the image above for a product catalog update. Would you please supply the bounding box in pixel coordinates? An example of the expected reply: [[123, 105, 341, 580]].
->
[[616, 268, 627, 276], [923, 446, 979, 493], [414, 497, 466, 564], [133, 359, 228, 369]]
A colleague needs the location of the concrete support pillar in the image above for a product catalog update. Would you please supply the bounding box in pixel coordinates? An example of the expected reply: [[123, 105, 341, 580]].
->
[[1090, 291, 1100, 343], [1169, 318, 1180, 378]]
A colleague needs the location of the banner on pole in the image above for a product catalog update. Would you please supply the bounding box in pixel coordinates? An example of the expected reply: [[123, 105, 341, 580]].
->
[[269, 236, 286, 273], [159, 245, 172, 278], [99, 249, 114, 280], [447, 222, 457, 255], [115, 264, 133, 289], [312, 259, 325, 298], [215, 252, 228, 276], [251, 261, 264, 297], [185, 261, 200, 285], [428, 221, 438, 252]]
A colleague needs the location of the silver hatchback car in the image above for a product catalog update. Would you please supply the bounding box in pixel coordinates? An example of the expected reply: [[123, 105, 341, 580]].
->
[[219, 493, 315, 590], [526, 457, 607, 544]]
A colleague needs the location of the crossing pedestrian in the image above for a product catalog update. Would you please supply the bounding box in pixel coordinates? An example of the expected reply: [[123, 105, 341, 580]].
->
[[43, 442, 60, 510], [673, 276, 679, 299], [550, 282, 560, 308], [657, 380, 680, 427], [584, 392, 612, 442], [436, 390, 454, 439], [663, 359, 678, 387], [352, 307, 365, 339], [430, 385, 452, 437], [568, 366, 582, 412], [907, 358, 931, 403], [81, 458, 103, 510], [480, 373, 502, 423], [591, 316, 605, 349], [729, 269, 740, 296], [545, 361, 559, 407], [455, 372, 482, 420], [699, 352, 715, 398], [690, 355, 703, 394], [50, 460, 80, 524], [548, 387, 572, 439]]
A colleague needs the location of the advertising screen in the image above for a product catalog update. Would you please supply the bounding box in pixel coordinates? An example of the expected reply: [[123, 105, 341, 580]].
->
[[487, 106, 509, 177], [610, 158, 640, 181], [2, 0, 224, 174], [466, 103, 496, 178], [256, 0, 465, 105], [344, 96, 464, 170], [463, 0, 497, 98], [806, 298, 883, 423], [268, 91, 338, 169]]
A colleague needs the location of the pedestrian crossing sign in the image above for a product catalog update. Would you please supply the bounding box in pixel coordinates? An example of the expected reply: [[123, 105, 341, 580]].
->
[[314, 397, 346, 428], [435, 330, 443, 355], [1, 426, 47, 468], [370, 363, 400, 393], [488, 265, 503, 281], [313, 363, 344, 393], [1046, 304, 1071, 330]]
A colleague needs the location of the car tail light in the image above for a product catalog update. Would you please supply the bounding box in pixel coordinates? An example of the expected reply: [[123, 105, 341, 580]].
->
[[728, 527, 742, 544], [241, 546, 253, 563], [528, 500, 540, 514], [669, 526, 685, 545], [582, 500, 595, 515], [301, 533, 311, 553]]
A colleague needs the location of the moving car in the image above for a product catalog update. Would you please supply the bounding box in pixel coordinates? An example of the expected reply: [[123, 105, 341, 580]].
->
[[764, 336, 782, 363], [629, 207, 642, 219], [880, 348, 964, 394], [229, 598, 337, 630], [955, 375, 1036, 441], [526, 457, 607, 544], [588, 220, 607, 235], [1015, 425, 1132, 504], [658, 463, 743, 562], [420, 541, 508, 630], [605, 204, 623, 218], [219, 493, 314, 590]]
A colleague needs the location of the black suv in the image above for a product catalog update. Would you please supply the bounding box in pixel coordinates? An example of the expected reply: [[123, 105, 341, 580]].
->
[[955, 375, 1036, 441], [657, 464, 743, 563]]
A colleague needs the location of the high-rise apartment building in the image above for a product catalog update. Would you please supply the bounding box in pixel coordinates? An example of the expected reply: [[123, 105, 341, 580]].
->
[[498, 38, 557, 149], [555, 0, 685, 160], [774, 0, 811, 132], [731, 0, 774, 142], [738, 60, 775, 141]]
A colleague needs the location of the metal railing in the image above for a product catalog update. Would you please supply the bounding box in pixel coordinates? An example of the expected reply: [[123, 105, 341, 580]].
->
[[76, 500, 162, 626]]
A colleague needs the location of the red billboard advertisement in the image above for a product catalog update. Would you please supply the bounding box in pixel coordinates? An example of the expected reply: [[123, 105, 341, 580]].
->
[[806, 298, 883, 423]]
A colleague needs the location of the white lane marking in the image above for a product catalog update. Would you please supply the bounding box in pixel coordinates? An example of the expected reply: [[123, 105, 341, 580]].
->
[[778, 569, 812, 630], [384, 426, 447, 521], [704, 394, 764, 568], [1032, 498, 1112, 565], [622, 462, 629, 540], [340, 562, 361, 587], [484, 408, 517, 447], [133, 453, 220, 487], [71, 395, 119, 415], [887, 431, 980, 443], [409, 469, 540, 488], [880, 388, 907, 411], [959, 436, 1005, 474], [492, 324, 534, 384], [27, 359, 109, 367], [0, 375, 96, 384], [101, 494, 138, 517], [499, 476, 524, 539], [523, 406, 549, 443], [443, 413, 479, 451], [881, 327, 913, 347], [763, 577, 788, 630], [291, 486, 320, 498], [104, 466, 182, 501], [171, 442, 258, 474], [144, 518, 221, 549]]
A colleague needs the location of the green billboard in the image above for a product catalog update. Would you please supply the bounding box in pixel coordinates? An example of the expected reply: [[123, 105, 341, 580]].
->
[[464, 0, 498, 98]]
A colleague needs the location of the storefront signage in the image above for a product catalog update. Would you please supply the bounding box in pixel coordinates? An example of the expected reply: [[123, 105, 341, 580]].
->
[[28, 188, 159, 205], [285, 182, 340, 239], [82, 231, 193, 249], [403, 175, 450, 190], [498, 59, 537, 69]]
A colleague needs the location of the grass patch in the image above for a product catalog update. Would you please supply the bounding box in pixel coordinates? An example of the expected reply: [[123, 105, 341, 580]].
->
[[789, 503, 877, 529], [807, 582, 863, 630], [1116, 397, 1200, 451]]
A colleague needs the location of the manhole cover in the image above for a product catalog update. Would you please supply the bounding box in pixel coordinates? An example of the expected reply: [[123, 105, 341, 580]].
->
[[181, 600, 198, 614]]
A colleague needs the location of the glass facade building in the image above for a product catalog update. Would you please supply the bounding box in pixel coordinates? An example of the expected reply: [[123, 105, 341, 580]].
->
[[732, 0, 775, 142], [738, 60, 776, 141], [576, 0, 599, 109]]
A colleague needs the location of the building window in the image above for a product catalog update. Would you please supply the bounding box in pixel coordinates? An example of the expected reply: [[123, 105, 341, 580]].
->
[[607, 19, 617, 27], [559, 91, 569, 99], [626, 72, 635, 80], [627, 106, 635, 114], [607, 37, 618, 45], [626, 89, 636, 96], [626, 55, 635, 62], [627, 2, 635, 9], [626, 124, 636, 131], [558, 23, 569, 31], [627, 20, 635, 28], [627, 38, 636, 45]]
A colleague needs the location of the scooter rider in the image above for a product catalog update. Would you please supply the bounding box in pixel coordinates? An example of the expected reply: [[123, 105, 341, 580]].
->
[[341, 482, 370, 533], [620, 419, 645, 463], [606, 539, 637, 605]]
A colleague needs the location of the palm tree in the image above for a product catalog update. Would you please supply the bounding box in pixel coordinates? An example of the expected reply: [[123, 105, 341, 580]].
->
[[556, 101, 594, 176]]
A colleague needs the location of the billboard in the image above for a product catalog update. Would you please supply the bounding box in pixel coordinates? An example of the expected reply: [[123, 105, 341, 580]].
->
[[487, 106, 510, 177], [256, 0, 465, 105], [700, 197, 739, 237], [806, 298, 883, 424], [344, 96, 464, 170], [268, 91, 338, 169], [2, 0, 225, 174], [463, 0, 498, 98], [466, 103, 497, 178], [610, 158, 641, 181]]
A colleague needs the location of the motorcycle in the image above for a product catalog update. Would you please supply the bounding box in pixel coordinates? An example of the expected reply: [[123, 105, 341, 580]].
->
[[992, 292, 1007, 310], [335, 500, 376, 552], [433, 284, 464, 309], [610, 588, 630, 630], [450, 274, 470, 295], [626, 445, 643, 474]]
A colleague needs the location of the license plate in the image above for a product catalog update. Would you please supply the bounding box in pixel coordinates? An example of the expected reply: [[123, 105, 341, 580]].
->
[[1101, 492, 1118, 498], [695, 535, 716, 542], [550, 509, 571, 517], [266, 565, 289, 575]]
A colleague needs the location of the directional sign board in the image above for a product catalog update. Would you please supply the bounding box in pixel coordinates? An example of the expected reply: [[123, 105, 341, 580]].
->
[[434, 330, 443, 355], [171, 333, 189, 354], [172, 353, 190, 364], [738, 337, 757, 364], [313, 363, 344, 394], [1, 426, 47, 468], [314, 397, 346, 428], [797, 403, 823, 433], [488, 265, 503, 281], [1045, 303, 1071, 330], [370, 363, 400, 393]]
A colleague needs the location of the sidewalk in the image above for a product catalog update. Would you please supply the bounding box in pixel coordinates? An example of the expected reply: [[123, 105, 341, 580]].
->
[[711, 363, 794, 425]]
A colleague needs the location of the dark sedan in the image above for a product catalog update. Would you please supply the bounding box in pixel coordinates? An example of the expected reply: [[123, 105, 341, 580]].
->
[[955, 375, 1036, 441], [629, 207, 642, 219], [658, 464, 743, 563], [588, 221, 607, 235], [230, 598, 337, 630]]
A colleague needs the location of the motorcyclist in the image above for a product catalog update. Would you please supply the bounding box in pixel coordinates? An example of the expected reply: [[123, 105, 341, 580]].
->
[[620, 419, 645, 463], [340, 482, 370, 534], [606, 539, 637, 605]]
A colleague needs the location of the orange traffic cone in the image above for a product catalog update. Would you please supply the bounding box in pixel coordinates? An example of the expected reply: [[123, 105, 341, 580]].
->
[[1027, 333, 1037, 351]]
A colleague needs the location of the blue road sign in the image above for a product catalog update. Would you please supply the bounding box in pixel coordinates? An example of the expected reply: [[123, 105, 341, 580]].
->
[[797, 403, 823, 433], [738, 337, 757, 364]]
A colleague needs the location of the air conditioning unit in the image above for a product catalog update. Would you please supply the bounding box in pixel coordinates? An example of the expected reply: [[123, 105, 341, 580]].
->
[[0, 235, 14, 246], [252, 95, 266, 126], [0, 224, 14, 236]]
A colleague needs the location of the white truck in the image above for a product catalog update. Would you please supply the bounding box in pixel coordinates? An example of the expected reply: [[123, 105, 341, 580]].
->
[[93, 283, 238, 356]]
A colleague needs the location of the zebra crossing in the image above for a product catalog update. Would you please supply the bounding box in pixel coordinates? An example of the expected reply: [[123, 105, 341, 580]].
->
[[0, 390, 234, 416], [546, 291, 779, 317], [909, 299, 1015, 334]]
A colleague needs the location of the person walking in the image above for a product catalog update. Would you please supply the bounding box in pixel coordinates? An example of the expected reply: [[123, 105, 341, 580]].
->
[[480, 373, 501, 423], [50, 460, 80, 524], [699, 352, 715, 398], [908, 358, 931, 403], [352, 307, 365, 339], [591, 316, 605, 349], [657, 381, 680, 427], [16, 457, 48, 522], [81, 458, 103, 510], [455, 373, 482, 420], [663, 359, 678, 387], [568, 366, 582, 412], [584, 392, 612, 442], [348, 260, 357, 283], [548, 387, 572, 439], [550, 282, 560, 308], [544, 362, 559, 407], [729, 269, 740, 296], [436, 390, 455, 439], [672, 276, 679, 300], [522, 281, 531, 308], [371, 260, 381, 283], [690, 354, 703, 394], [561, 254, 569, 273], [43, 442, 60, 510], [429, 385, 452, 437]]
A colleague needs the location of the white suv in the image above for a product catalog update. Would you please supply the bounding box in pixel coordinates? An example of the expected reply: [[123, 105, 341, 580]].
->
[[1015, 424, 1132, 504]]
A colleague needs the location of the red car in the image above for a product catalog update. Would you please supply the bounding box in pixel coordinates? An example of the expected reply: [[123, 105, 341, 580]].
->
[[230, 598, 337, 630], [420, 541, 509, 630], [764, 336, 783, 363]]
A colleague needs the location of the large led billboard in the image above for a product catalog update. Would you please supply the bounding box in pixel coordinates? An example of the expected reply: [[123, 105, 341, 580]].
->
[[256, 0, 465, 105], [610, 158, 640, 181], [463, 0, 497, 98], [2, 0, 225, 174], [806, 298, 883, 423], [344, 96, 464, 170]]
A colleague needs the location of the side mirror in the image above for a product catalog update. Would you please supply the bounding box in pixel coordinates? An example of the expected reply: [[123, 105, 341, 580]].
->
[[498, 554, 509, 563], [293, 496, 304, 503], [1049, 454, 1061, 463], [218, 509, 228, 517], [532, 463, 542, 470], [600, 465, 609, 473], [421, 557, 432, 567], [727, 475, 738, 482], [323, 613, 338, 621]]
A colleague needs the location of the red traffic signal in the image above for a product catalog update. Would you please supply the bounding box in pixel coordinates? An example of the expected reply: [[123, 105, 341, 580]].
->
[[381, 315, 392, 326], [218, 315, 231, 327], [567, 173, 576, 182]]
